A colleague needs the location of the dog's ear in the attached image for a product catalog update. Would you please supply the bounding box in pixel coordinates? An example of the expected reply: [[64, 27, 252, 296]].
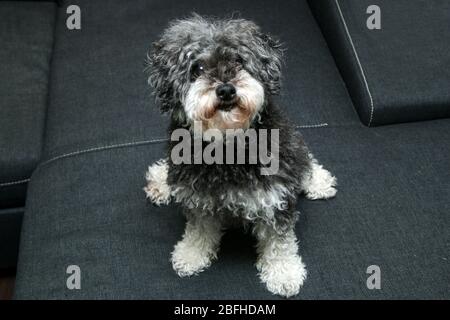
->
[[231, 20, 284, 95], [255, 32, 283, 95], [146, 40, 178, 113], [147, 16, 208, 113]]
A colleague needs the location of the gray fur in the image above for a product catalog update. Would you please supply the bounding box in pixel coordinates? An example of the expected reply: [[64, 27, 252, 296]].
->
[[147, 14, 283, 113]]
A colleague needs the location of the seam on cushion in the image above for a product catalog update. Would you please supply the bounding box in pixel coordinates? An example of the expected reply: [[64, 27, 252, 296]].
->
[[296, 123, 328, 128], [0, 178, 31, 188], [335, 0, 375, 126], [36, 123, 331, 168], [40, 138, 169, 167]]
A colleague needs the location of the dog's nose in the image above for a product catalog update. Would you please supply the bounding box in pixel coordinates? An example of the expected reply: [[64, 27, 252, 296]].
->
[[216, 83, 236, 102]]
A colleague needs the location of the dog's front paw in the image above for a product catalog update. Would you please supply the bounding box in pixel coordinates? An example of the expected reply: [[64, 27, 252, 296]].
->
[[257, 255, 307, 298], [144, 159, 171, 206], [144, 182, 171, 205], [171, 240, 216, 277], [303, 163, 337, 200], [305, 184, 337, 200]]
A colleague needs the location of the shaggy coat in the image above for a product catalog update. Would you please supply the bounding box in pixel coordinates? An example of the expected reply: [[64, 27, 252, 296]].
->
[[147, 15, 311, 233], [145, 14, 337, 298]]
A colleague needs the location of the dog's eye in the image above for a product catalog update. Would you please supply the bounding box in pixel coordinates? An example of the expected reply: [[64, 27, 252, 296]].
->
[[236, 56, 244, 64], [190, 62, 205, 81]]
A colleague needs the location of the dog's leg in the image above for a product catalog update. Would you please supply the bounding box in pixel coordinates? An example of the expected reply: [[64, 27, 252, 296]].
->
[[301, 155, 337, 200], [144, 158, 171, 205], [254, 222, 307, 298], [171, 213, 223, 277]]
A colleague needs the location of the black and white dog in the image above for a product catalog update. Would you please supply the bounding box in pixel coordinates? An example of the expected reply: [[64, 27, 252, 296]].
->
[[144, 15, 337, 297]]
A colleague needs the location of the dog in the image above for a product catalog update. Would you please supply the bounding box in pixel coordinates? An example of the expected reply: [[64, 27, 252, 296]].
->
[[144, 14, 337, 298]]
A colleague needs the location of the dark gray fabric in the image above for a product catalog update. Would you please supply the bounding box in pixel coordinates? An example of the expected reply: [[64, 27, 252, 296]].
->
[[13, 0, 450, 299], [42, 0, 357, 161], [308, 0, 450, 126], [0, 207, 23, 269], [0, 182, 28, 210], [14, 120, 450, 299], [0, 1, 56, 208]]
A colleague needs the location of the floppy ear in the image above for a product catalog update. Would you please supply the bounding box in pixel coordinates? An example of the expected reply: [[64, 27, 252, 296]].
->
[[146, 40, 178, 113], [147, 16, 205, 114], [258, 33, 283, 95], [232, 20, 284, 95]]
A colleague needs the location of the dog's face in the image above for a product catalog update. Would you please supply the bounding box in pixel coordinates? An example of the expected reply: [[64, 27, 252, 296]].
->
[[183, 49, 266, 130], [147, 15, 283, 130]]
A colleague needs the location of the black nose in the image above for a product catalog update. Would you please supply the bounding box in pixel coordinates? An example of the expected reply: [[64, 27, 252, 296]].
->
[[216, 83, 236, 101]]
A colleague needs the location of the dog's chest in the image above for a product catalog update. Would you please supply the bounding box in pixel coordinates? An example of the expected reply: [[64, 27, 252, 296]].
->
[[170, 166, 294, 221]]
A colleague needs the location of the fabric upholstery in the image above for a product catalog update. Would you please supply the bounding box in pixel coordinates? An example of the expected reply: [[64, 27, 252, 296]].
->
[[14, 120, 450, 299], [13, 0, 450, 299], [308, 0, 450, 126], [0, 1, 56, 208]]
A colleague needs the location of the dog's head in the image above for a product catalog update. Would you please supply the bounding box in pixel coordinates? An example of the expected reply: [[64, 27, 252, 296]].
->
[[147, 14, 283, 131]]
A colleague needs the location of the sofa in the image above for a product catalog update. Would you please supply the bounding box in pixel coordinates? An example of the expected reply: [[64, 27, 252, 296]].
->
[[1, 0, 449, 299]]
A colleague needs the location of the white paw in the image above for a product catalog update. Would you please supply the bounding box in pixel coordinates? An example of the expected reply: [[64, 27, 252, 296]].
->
[[257, 255, 307, 298], [144, 159, 171, 205], [171, 240, 216, 277], [305, 185, 337, 200], [303, 162, 337, 200]]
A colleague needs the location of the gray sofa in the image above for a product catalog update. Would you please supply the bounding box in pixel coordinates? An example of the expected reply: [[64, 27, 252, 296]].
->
[[0, 1, 55, 270], [1, 0, 449, 299]]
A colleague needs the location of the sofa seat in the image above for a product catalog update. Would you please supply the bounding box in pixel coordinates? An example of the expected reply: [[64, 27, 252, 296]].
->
[[308, 0, 450, 126], [0, 0, 56, 268], [14, 120, 450, 299]]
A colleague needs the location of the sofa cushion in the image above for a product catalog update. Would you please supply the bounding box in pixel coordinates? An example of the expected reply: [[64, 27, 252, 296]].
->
[[41, 0, 358, 162], [308, 0, 450, 126], [14, 119, 450, 299], [0, 1, 56, 208]]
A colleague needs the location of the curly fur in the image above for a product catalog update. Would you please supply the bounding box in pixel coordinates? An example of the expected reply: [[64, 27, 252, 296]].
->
[[147, 14, 283, 114], [144, 159, 171, 205], [144, 14, 337, 297]]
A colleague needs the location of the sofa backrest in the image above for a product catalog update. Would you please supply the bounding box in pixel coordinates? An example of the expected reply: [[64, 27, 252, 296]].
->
[[309, 0, 450, 126]]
